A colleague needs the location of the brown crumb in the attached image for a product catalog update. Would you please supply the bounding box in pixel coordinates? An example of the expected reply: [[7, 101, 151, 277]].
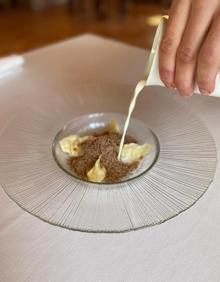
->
[[69, 132, 138, 182], [101, 150, 138, 182]]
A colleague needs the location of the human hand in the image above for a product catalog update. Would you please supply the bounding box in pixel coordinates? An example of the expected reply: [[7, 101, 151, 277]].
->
[[159, 0, 220, 96]]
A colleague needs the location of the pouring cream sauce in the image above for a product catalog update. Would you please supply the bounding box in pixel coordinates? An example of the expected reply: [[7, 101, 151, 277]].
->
[[117, 58, 154, 160], [118, 79, 147, 159], [117, 17, 163, 160]]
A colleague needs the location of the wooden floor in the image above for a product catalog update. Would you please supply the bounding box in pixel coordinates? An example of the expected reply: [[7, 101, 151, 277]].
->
[[0, 3, 167, 56]]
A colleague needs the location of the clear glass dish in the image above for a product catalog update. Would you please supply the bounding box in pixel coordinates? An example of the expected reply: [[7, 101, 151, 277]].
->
[[52, 112, 160, 184], [0, 84, 217, 233]]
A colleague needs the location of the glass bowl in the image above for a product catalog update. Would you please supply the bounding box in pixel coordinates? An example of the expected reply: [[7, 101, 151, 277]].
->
[[52, 112, 160, 184]]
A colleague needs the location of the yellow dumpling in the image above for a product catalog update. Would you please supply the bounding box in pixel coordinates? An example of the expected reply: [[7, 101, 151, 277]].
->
[[87, 157, 106, 182], [59, 135, 88, 157], [120, 143, 152, 164], [107, 118, 120, 133]]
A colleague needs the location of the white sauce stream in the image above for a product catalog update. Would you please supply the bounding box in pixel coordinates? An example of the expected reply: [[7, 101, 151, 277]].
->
[[117, 22, 158, 160], [118, 79, 147, 159]]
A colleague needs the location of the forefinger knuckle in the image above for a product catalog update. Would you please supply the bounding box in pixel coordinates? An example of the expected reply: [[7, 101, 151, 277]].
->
[[160, 35, 176, 55]]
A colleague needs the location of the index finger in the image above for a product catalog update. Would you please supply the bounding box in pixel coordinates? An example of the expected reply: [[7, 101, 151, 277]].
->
[[159, 0, 191, 88]]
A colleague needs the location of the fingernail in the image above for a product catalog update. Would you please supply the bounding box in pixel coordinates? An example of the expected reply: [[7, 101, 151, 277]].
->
[[168, 85, 174, 91], [169, 83, 175, 90], [182, 93, 193, 97], [200, 89, 210, 96], [179, 89, 193, 97]]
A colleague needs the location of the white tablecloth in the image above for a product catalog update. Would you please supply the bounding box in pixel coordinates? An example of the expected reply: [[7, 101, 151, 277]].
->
[[0, 35, 220, 282]]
